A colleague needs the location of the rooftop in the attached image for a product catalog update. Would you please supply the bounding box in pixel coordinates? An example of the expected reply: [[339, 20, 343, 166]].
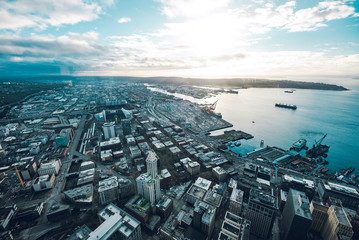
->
[[100, 137, 121, 147], [283, 175, 314, 189], [98, 176, 118, 192], [330, 198, 352, 227], [91, 203, 141, 239], [64, 184, 93, 202], [146, 150, 158, 162], [230, 189, 244, 203], [187, 184, 207, 200], [194, 177, 212, 191], [288, 189, 312, 220], [323, 180, 359, 197], [125, 195, 150, 217], [213, 166, 227, 174], [250, 189, 278, 209]]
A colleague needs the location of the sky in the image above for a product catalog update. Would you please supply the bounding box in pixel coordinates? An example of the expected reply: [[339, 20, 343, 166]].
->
[[0, 0, 359, 80]]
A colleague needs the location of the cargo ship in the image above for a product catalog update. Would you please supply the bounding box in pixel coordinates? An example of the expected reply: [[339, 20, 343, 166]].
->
[[275, 103, 297, 110], [290, 138, 307, 151]]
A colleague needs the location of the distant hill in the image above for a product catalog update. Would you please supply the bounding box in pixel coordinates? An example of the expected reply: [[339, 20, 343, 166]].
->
[[0, 75, 348, 90]]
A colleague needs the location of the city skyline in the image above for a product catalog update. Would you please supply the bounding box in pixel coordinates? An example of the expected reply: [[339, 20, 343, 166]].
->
[[0, 0, 359, 81]]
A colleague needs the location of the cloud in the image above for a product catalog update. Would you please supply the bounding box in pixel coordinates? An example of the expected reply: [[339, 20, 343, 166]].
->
[[156, 0, 232, 18], [0, 0, 102, 30], [283, 1, 358, 32], [0, 32, 103, 61], [118, 17, 131, 24]]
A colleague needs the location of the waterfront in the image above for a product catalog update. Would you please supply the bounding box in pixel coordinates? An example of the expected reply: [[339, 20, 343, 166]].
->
[[149, 85, 359, 174]]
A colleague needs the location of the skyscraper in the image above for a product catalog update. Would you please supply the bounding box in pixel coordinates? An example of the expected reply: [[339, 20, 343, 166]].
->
[[281, 189, 312, 240], [136, 151, 161, 205], [244, 189, 278, 239], [122, 119, 131, 135], [102, 122, 115, 140], [321, 198, 354, 240], [136, 174, 161, 205], [146, 151, 158, 178]]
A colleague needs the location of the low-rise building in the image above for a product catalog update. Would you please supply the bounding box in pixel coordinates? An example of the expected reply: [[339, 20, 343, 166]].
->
[[318, 180, 359, 210], [156, 197, 173, 220], [79, 161, 95, 171], [33, 174, 55, 192], [88, 203, 142, 240], [64, 184, 93, 205], [100, 150, 113, 162], [38, 159, 61, 176], [0, 205, 17, 230]]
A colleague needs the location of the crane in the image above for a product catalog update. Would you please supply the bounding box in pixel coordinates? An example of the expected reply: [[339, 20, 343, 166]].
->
[[313, 134, 327, 148], [1, 164, 25, 188], [200, 100, 218, 112]]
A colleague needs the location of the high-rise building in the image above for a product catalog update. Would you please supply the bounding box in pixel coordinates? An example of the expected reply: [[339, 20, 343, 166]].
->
[[309, 200, 329, 233], [229, 188, 244, 216], [98, 176, 119, 205], [244, 189, 278, 239], [146, 151, 158, 178], [102, 122, 116, 140], [281, 189, 312, 240], [193, 200, 216, 238], [136, 173, 161, 205], [321, 198, 354, 240], [219, 211, 250, 240], [122, 119, 131, 135]]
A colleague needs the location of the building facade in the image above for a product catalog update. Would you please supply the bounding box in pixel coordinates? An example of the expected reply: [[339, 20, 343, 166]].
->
[[244, 189, 278, 239], [321, 198, 354, 240], [281, 189, 312, 240], [102, 122, 116, 140], [98, 176, 119, 205], [229, 189, 244, 216]]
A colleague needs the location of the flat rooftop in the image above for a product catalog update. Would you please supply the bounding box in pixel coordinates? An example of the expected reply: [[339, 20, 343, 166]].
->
[[330, 199, 352, 227], [91, 203, 140, 239], [230, 189, 244, 203], [288, 189, 312, 220], [194, 177, 212, 191], [323, 181, 359, 197], [187, 184, 207, 200], [98, 176, 118, 192], [250, 189, 278, 209]]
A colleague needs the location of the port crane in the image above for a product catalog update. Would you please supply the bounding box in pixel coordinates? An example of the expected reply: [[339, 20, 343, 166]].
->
[[314, 134, 327, 147], [306, 134, 329, 158]]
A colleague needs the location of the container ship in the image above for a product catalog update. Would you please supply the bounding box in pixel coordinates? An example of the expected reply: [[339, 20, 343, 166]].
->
[[275, 103, 297, 110]]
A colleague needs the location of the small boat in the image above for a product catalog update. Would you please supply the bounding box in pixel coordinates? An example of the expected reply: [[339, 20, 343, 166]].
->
[[235, 141, 241, 146], [252, 121, 255, 123], [284, 90, 294, 93]]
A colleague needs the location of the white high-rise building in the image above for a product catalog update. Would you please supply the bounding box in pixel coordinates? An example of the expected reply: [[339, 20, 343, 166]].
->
[[146, 151, 158, 178], [102, 122, 116, 140], [136, 174, 161, 205], [136, 151, 161, 205]]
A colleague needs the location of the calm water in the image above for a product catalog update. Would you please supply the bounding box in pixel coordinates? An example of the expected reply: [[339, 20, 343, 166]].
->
[[149, 85, 359, 173]]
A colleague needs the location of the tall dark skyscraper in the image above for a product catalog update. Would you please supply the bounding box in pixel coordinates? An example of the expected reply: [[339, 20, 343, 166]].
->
[[281, 189, 312, 240]]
